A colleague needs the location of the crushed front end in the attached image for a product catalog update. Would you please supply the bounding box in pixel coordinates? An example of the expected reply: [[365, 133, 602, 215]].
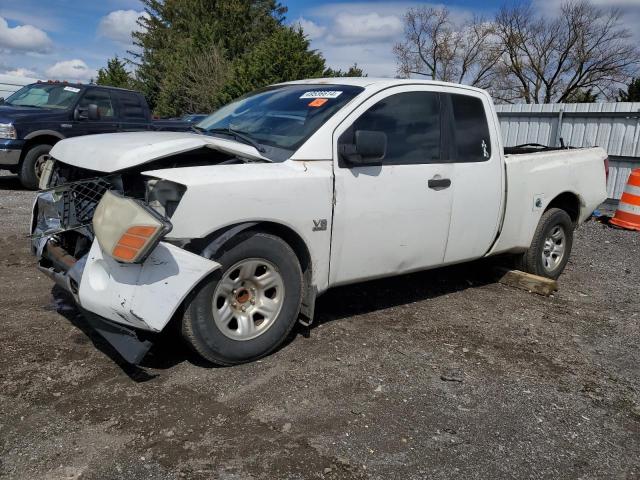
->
[[31, 160, 219, 363]]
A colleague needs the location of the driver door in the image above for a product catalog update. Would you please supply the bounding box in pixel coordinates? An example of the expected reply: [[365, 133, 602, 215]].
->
[[330, 86, 454, 286]]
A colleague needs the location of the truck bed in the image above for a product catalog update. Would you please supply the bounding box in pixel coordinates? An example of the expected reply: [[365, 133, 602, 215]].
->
[[489, 146, 608, 255]]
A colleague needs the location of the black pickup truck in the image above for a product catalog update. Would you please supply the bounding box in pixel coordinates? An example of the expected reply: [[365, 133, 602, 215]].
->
[[0, 82, 193, 188]]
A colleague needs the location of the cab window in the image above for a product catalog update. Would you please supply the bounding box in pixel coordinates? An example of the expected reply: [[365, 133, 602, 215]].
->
[[78, 90, 115, 119], [346, 91, 441, 165], [447, 94, 491, 162], [115, 91, 147, 121]]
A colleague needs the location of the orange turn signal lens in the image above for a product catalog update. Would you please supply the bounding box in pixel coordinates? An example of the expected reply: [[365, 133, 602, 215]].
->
[[93, 191, 172, 264], [112, 245, 138, 261], [127, 225, 158, 237], [111, 225, 160, 262]]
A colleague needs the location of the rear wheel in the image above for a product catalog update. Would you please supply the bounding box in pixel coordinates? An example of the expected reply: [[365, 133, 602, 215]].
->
[[517, 208, 574, 279], [19, 144, 52, 190], [182, 232, 303, 365]]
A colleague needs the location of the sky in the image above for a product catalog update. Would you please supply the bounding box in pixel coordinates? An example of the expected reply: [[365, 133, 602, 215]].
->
[[0, 0, 639, 82]]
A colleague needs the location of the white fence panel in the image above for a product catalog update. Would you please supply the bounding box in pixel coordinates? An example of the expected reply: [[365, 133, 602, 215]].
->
[[496, 102, 640, 200]]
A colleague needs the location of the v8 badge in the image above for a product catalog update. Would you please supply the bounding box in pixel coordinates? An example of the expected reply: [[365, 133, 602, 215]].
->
[[312, 219, 327, 231]]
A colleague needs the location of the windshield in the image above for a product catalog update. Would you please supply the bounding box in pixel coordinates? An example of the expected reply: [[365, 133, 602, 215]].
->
[[197, 84, 364, 160], [5, 84, 82, 109]]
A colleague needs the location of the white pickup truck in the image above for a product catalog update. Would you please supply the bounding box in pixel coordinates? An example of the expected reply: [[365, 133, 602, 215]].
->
[[31, 78, 608, 365]]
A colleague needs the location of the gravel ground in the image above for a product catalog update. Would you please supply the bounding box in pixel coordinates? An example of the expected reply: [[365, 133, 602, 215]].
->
[[0, 171, 639, 480]]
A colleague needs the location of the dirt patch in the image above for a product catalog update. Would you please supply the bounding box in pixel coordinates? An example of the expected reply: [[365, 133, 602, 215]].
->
[[0, 177, 638, 479]]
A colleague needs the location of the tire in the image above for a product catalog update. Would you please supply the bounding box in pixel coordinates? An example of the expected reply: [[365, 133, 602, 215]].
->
[[517, 208, 574, 279], [19, 144, 52, 190], [182, 231, 303, 365]]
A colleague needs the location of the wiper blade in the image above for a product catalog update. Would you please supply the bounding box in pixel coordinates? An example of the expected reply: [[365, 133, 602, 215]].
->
[[6, 104, 41, 108], [190, 124, 205, 134], [207, 127, 266, 153]]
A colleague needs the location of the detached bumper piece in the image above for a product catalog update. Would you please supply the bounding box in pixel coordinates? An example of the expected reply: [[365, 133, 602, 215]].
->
[[37, 239, 153, 364], [81, 310, 153, 365]]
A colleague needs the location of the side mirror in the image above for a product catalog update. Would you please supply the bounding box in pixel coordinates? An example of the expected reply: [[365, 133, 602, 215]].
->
[[340, 130, 387, 166], [87, 104, 99, 120]]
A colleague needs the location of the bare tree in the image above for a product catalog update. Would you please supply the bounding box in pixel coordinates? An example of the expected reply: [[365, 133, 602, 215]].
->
[[495, 1, 640, 103], [393, 7, 503, 89]]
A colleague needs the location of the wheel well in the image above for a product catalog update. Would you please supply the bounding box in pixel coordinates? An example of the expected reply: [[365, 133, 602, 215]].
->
[[248, 222, 313, 280], [545, 192, 580, 223], [20, 136, 59, 163], [189, 221, 316, 320]]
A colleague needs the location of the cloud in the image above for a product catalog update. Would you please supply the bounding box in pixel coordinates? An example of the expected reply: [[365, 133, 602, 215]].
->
[[45, 59, 96, 82], [295, 2, 484, 77], [532, 0, 640, 42], [2, 67, 36, 77], [296, 17, 326, 40], [98, 9, 147, 45], [329, 12, 403, 44], [0, 16, 52, 53], [0, 8, 62, 32]]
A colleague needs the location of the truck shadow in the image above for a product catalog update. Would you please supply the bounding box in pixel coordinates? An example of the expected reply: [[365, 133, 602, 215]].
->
[[313, 259, 497, 326], [51, 258, 505, 380], [0, 173, 23, 190]]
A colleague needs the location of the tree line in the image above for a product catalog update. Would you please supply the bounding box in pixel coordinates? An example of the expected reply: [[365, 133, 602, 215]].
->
[[97, 0, 363, 116], [393, 1, 640, 104], [96, 0, 640, 115]]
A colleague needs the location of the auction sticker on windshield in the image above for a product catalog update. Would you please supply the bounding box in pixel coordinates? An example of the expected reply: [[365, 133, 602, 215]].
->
[[300, 91, 343, 99], [308, 98, 328, 107], [64, 86, 81, 93]]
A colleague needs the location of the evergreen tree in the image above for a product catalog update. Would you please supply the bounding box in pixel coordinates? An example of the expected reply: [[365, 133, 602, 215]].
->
[[219, 27, 325, 103], [564, 88, 598, 103], [324, 63, 366, 77], [132, 0, 287, 114], [618, 78, 640, 102], [131, 0, 359, 116], [155, 40, 230, 116], [96, 56, 134, 89]]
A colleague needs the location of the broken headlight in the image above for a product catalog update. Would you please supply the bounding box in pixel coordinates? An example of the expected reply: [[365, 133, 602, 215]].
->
[[93, 190, 172, 263], [145, 178, 186, 218]]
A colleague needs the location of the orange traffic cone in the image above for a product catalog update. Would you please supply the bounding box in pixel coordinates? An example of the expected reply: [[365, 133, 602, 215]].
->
[[610, 168, 640, 231]]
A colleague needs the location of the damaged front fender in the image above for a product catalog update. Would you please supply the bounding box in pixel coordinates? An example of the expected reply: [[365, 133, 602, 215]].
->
[[78, 240, 220, 332]]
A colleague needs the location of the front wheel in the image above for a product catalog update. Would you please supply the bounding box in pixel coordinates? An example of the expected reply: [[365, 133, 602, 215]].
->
[[182, 232, 303, 365], [517, 208, 574, 279], [19, 144, 52, 190]]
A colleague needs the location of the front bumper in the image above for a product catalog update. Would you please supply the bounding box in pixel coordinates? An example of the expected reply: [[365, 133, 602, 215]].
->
[[78, 239, 219, 331], [36, 238, 220, 330], [32, 185, 221, 363], [35, 238, 220, 363], [0, 139, 24, 166], [0, 148, 21, 166]]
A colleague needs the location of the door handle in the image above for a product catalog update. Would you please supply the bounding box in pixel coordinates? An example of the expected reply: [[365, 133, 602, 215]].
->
[[428, 177, 451, 190]]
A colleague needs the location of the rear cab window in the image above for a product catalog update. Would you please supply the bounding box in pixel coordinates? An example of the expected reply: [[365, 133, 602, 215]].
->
[[444, 93, 492, 162], [114, 91, 147, 121]]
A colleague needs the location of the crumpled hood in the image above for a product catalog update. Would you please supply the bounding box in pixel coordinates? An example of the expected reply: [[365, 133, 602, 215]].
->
[[50, 131, 269, 173]]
